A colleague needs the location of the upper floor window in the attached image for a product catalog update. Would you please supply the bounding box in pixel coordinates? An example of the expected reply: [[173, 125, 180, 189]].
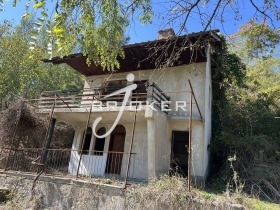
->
[[133, 80, 147, 101], [101, 79, 148, 102], [102, 80, 127, 102]]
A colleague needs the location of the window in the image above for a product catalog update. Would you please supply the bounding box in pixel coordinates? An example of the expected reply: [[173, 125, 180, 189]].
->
[[81, 127, 92, 154], [102, 80, 127, 102], [101, 79, 148, 102], [133, 80, 148, 101], [93, 127, 106, 155]]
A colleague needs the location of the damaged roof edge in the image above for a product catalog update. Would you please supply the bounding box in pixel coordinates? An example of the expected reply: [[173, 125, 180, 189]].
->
[[42, 29, 221, 76], [42, 29, 221, 64]]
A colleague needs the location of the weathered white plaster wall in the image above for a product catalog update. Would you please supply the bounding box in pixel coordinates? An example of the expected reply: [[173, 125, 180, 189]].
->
[[167, 120, 205, 180], [203, 46, 213, 181], [84, 63, 206, 119], [121, 121, 148, 179], [66, 62, 211, 183], [69, 125, 112, 176], [69, 120, 148, 180], [154, 112, 169, 176]]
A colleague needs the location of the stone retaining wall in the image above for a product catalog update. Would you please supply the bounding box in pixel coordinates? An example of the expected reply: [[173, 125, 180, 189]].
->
[[0, 172, 244, 210]]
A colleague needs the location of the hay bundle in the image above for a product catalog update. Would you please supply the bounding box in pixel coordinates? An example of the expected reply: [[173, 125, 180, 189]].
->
[[0, 100, 74, 149]]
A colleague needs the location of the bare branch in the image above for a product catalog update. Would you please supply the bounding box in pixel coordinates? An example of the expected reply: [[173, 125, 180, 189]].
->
[[249, 0, 275, 28], [203, 0, 223, 32], [178, 0, 201, 34]]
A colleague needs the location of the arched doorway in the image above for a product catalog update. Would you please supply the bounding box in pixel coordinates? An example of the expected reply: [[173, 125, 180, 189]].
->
[[106, 125, 126, 174]]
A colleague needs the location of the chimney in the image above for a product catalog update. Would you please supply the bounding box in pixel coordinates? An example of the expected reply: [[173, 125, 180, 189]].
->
[[158, 28, 175, 40]]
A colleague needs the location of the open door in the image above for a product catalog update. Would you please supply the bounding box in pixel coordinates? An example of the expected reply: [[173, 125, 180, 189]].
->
[[171, 131, 189, 176], [106, 125, 126, 174]]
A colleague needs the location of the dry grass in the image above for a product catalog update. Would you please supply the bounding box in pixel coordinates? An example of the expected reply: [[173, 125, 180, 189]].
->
[[127, 174, 280, 209]]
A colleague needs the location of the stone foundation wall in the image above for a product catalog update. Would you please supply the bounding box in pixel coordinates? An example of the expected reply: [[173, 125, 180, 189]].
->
[[0, 173, 243, 210]]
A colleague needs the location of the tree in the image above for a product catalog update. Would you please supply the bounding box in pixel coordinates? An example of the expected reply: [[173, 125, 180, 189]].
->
[[1, 0, 279, 71], [4, 0, 153, 71], [210, 21, 280, 201], [0, 20, 83, 106], [228, 20, 280, 106]]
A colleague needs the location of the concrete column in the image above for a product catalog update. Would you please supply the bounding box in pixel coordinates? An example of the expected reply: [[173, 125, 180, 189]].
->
[[202, 43, 212, 181], [147, 118, 156, 179]]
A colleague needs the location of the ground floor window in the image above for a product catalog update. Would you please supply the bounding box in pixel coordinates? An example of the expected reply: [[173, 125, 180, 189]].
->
[[93, 127, 106, 155], [81, 127, 92, 154]]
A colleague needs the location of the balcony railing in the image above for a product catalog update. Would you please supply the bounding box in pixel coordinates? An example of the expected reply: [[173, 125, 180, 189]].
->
[[0, 148, 136, 182], [29, 83, 170, 113]]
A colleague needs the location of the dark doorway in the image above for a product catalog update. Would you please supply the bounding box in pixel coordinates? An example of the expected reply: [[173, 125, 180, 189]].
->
[[93, 127, 106, 156], [81, 127, 92, 154], [106, 125, 126, 174], [171, 131, 189, 176]]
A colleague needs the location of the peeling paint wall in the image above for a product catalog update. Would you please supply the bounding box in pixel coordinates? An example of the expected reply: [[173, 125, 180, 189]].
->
[[66, 62, 211, 183], [154, 113, 169, 175], [85, 63, 206, 119], [69, 121, 148, 180]]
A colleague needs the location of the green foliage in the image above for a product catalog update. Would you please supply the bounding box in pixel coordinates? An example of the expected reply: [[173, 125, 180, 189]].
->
[[16, 0, 153, 71], [229, 20, 280, 60], [227, 155, 244, 194], [216, 36, 246, 86], [210, 21, 280, 202], [0, 20, 83, 105], [3, 0, 280, 71]]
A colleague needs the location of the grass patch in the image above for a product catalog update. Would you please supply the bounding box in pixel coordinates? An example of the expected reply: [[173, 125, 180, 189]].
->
[[128, 175, 280, 209]]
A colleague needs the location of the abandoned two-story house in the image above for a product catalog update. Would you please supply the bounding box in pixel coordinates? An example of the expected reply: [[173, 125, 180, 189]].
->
[[34, 28, 221, 185]]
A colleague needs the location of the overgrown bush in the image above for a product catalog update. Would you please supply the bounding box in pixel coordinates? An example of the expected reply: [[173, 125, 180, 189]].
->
[[0, 100, 74, 149], [209, 23, 280, 203]]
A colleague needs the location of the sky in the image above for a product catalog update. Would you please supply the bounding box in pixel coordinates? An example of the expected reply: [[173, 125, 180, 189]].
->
[[0, 0, 279, 44]]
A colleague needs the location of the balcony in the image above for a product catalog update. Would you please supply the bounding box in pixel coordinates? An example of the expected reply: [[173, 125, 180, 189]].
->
[[30, 82, 171, 115]]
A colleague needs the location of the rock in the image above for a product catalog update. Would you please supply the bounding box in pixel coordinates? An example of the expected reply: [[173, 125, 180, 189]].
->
[[0, 188, 10, 203], [231, 203, 244, 209]]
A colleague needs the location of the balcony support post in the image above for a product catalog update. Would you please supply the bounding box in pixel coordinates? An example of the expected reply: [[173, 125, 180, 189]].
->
[[41, 118, 56, 164], [187, 92, 193, 192], [124, 97, 138, 188], [76, 100, 93, 179]]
